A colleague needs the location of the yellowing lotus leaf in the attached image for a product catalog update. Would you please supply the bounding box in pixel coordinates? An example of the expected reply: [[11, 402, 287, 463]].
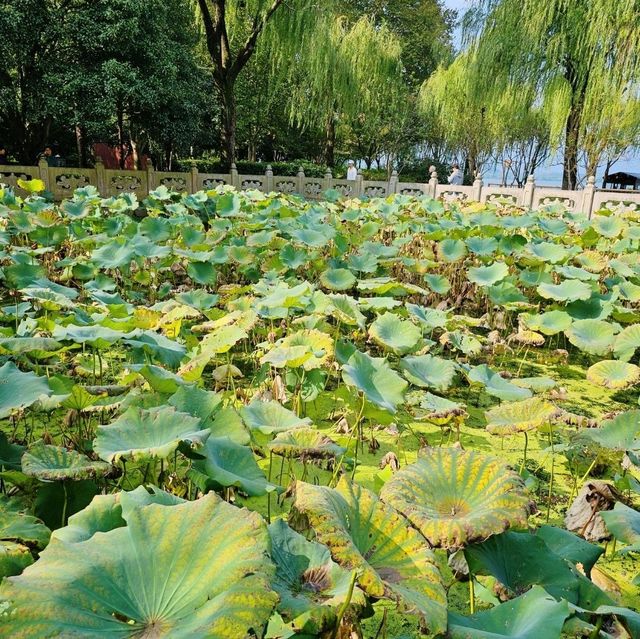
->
[[485, 397, 557, 435], [587, 360, 640, 390], [380, 448, 532, 549]]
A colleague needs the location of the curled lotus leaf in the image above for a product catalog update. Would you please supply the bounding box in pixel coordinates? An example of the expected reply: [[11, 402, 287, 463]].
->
[[0, 362, 52, 419], [448, 586, 570, 639], [575, 250, 608, 273], [268, 329, 334, 371], [537, 280, 592, 302], [93, 406, 210, 463], [342, 350, 408, 413], [527, 241, 570, 264], [261, 344, 312, 369], [290, 477, 447, 634], [268, 519, 367, 635], [578, 410, 640, 451], [380, 448, 531, 549], [467, 365, 532, 402], [400, 354, 457, 391], [268, 428, 346, 459], [565, 319, 618, 355], [240, 399, 311, 435], [406, 304, 449, 330], [327, 294, 366, 329], [319, 268, 356, 291], [0, 493, 277, 638], [586, 360, 640, 390], [613, 324, 640, 361], [423, 274, 451, 295], [187, 436, 278, 497], [521, 310, 572, 336], [591, 215, 626, 238], [509, 330, 545, 346], [368, 312, 421, 355], [21, 443, 111, 481], [485, 397, 557, 435]]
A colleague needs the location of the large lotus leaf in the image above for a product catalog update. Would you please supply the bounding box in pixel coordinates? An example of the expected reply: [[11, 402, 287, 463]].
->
[[0, 496, 50, 549], [53, 324, 137, 348], [327, 294, 366, 329], [575, 250, 608, 273], [130, 364, 187, 393], [272, 329, 333, 371], [522, 310, 572, 336], [94, 406, 210, 463], [380, 448, 531, 549], [534, 526, 604, 574], [0, 432, 25, 470], [406, 304, 449, 330], [512, 376, 556, 392], [291, 478, 447, 634], [445, 330, 483, 356], [168, 385, 223, 424], [0, 337, 63, 355], [0, 542, 34, 580], [485, 397, 556, 435], [528, 241, 570, 264], [423, 274, 451, 295], [586, 360, 640, 390], [268, 519, 366, 635], [0, 494, 278, 638], [448, 586, 570, 639], [591, 215, 626, 238], [464, 531, 613, 610], [565, 319, 617, 355], [537, 280, 592, 302], [0, 362, 52, 419], [240, 399, 311, 435], [466, 236, 498, 256], [21, 443, 111, 481], [319, 268, 356, 291], [188, 436, 278, 496], [579, 410, 640, 451], [400, 354, 456, 391], [467, 365, 532, 402], [467, 262, 509, 286], [554, 265, 599, 281], [261, 344, 312, 369], [600, 503, 640, 553], [368, 312, 421, 355], [437, 239, 467, 262], [342, 350, 408, 413], [268, 428, 345, 459], [613, 324, 640, 361], [123, 331, 186, 367]]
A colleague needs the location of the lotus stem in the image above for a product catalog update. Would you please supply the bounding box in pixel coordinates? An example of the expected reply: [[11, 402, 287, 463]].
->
[[546, 423, 555, 523], [61, 480, 68, 527], [610, 537, 617, 560], [267, 451, 273, 524], [469, 576, 475, 614], [589, 616, 603, 639], [333, 569, 358, 639], [519, 431, 529, 475]]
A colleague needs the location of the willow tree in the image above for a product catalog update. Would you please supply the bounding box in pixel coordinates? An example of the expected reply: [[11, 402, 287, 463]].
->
[[286, 16, 403, 166], [463, 0, 640, 189], [196, 0, 335, 166]]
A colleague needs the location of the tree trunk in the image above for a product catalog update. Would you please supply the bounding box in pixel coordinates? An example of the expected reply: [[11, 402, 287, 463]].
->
[[324, 114, 336, 167], [75, 124, 87, 168], [219, 80, 237, 167], [562, 102, 581, 190]]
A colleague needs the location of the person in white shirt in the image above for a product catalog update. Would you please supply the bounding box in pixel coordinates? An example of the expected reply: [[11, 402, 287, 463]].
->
[[346, 160, 358, 181], [447, 163, 463, 185]]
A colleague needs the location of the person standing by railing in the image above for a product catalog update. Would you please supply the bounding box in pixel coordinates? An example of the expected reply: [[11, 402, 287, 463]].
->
[[346, 160, 357, 181], [447, 163, 463, 186]]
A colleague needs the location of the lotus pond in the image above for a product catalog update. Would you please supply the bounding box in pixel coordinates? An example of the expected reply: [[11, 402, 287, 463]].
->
[[0, 181, 639, 638]]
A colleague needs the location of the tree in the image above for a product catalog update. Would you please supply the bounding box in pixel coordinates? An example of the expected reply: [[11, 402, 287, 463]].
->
[[463, 0, 640, 189]]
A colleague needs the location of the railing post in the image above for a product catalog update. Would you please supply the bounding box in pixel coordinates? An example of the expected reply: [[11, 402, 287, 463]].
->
[[146, 159, 155, 195], [230, 162, 240, 189], [355, 170, 364, 197], [389, 170, 399, 194], [324, 168, 332, 192], [265, 164, 274, 193], [582, 175, 596, 219], [38, 158, 50, 192], [296, 166, 305, 196], [473, 174, 483, 201], [95, 157, 107, 196], [523, 174, 535, 209], [190, 164, 199, 193], [429, 171, 438, 198]]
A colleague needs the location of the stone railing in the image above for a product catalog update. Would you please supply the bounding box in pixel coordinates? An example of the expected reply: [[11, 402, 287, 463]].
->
[[2, 160, 640, 217]]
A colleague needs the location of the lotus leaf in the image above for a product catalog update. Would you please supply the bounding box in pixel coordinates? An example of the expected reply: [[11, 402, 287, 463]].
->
[[328, 294, 366, 329], [485, 397, 557, 435], [22, 443, 111, 480], [0, 494, 277, 638], [291, 478, 447, 633], [342, 350, 408, 413], [465, 530, 613, 610], [423, 273, 451, 294], [94, 406, 210, 463], [130, 364, 187, 393], [448, 586, 570, 639], [368, 312, 421, 355], [466, 236, 498, 256], [467, 261, 509, 286], [586, 360, 640, 389], [0, 432, 25, 471], [467, 365, 532, 402], [437, 239, 467, 262], [188, 436, 278, 496], [575, 250, 607, 273], [240, 399, 311, 435], [600, 502, 640, 552], [565, 319, 617, 355], [268, 519, 366, 634], [380, 448, 531, 548], [512, 376, 557, 392], [613, 323, 640, 361], [267, 329, 333, 371], [319, 268, 356, 291], [406, 304, 449, 329], [268, 428, 345, 459], [522, 310, 572, 335], [579, 410, 640, 451], [400, 354, 456, 391], [0, 362, 52, 419], [537, 280, 592, 302], [168, 385, 223, 424], [0, 496, 50, 549], [528, 241, 570, 264], [591, 215, 626, 238], [535, 525, 604, 574]]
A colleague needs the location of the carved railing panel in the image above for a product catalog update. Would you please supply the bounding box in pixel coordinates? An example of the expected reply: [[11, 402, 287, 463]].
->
[[106, 170, 147, 197], [0, 166, 35, 191], [303, 181, 324, 199], [274, 180, 297, 194]]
